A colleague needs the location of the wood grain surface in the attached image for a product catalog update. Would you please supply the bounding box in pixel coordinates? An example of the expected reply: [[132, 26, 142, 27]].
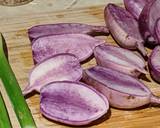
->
[[0, 0, 160, 128], [0, 0, 32, 6]]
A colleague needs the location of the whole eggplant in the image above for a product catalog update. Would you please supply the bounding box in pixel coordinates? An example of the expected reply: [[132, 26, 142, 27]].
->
[[139, 0, 160, 46], [148, 46, 160, 83], [124, 0, 152, 19], [155, 18, 160, 43]]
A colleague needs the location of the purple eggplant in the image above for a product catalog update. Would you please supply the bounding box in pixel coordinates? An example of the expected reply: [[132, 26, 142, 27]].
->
[[40, 81, 109, 126], [139, 0, 160, 45], [32, 34, 104, 64], [83, 66, 160, 109], [94, 44, 147, 77], [28, 23, 109, 42], [23, 53, 82, 95], [148, 46, 160, 83], [104, 4, 147, 56], [155, 18, 160, 43], [124, 0, 152, 19]]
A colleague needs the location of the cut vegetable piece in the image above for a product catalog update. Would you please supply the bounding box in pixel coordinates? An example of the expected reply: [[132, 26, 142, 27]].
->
[[40, 81, 109, 126], [124, 0, 151, 19], [104, 4, 147, 56], [23, 53, 82, 95], [0, 92, 12, 128], [0, 33, 37, 127], [155, 18, 160, 43], [32, 34, 104, 64], [83, 66, 160, 109], [94, 44, 147, 77], [139, 0, 160, 45], [148, 46, 160, 83], [28, 23, 109, 42]]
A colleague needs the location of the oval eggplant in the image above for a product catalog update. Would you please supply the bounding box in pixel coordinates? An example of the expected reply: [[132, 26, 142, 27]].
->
[[32, 34, 105, 64], [148, 46, 160, 83], [104, 4, 147, 56], [94, 44, 147, 77], [124, 0, 152, 19], [40, 81, 109, 126], [23, 53, 82, 95], [139, 0, 160, 45], [83, 66, 160, 109], [28, 23, 109, 42]]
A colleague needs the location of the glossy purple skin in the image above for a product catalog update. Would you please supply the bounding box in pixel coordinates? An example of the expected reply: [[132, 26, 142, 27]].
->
[[124, 0, 151, 19], [28, 23, 109, 42], [155, 18, 160, 43], [23, 53, 82, 95], [32, 33, 105, 64], [83, 66, 160, 109], [105, 4, 147, 56], [148, 46, 160, 83], [94, 44, 147, 77], [40, 81, 109, 126], [139, 0, 160, 45]]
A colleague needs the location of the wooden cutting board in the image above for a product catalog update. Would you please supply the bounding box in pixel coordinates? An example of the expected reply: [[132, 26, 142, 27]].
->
[[0, 1, 160, 128]]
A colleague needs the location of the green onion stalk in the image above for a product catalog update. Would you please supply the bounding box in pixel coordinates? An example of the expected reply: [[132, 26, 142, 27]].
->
[[0, 92, 12, 128], [0, 33, 37, 128]]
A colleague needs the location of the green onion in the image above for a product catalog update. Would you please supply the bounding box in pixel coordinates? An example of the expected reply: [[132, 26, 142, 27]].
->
[[0, 33, 37, 128], [0, 92, 12, 128]]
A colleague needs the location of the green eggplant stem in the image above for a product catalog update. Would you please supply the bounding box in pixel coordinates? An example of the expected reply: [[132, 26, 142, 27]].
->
[[0, 92, 12, 128], [0, 33, 37, 128]]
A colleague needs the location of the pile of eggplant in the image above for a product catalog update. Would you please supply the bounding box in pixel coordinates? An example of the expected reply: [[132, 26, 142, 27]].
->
[[24, 0, 160, 126]]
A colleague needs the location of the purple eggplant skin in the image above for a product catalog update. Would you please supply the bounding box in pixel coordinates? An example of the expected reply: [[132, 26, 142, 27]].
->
[[148, 46, 160, 83], [28, 23, 109, 43], [23, 53, 82, 95], [124, 0, 152, 20], [32, 33, 105, 64], [139, 0, 160, 46], [155, 18, 160, 43], [94, 44, 147, 77], [83, 66, 160, 109], [104, 4, 147, 57], [40, 81, 109, 126]]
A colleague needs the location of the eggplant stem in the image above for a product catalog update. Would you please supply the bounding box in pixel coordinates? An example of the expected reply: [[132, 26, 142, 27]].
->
[[23, 85, 34, 96], [136, 42, 147, 57], [150, 95, 160, 105], [136, 68, 148, 75]]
